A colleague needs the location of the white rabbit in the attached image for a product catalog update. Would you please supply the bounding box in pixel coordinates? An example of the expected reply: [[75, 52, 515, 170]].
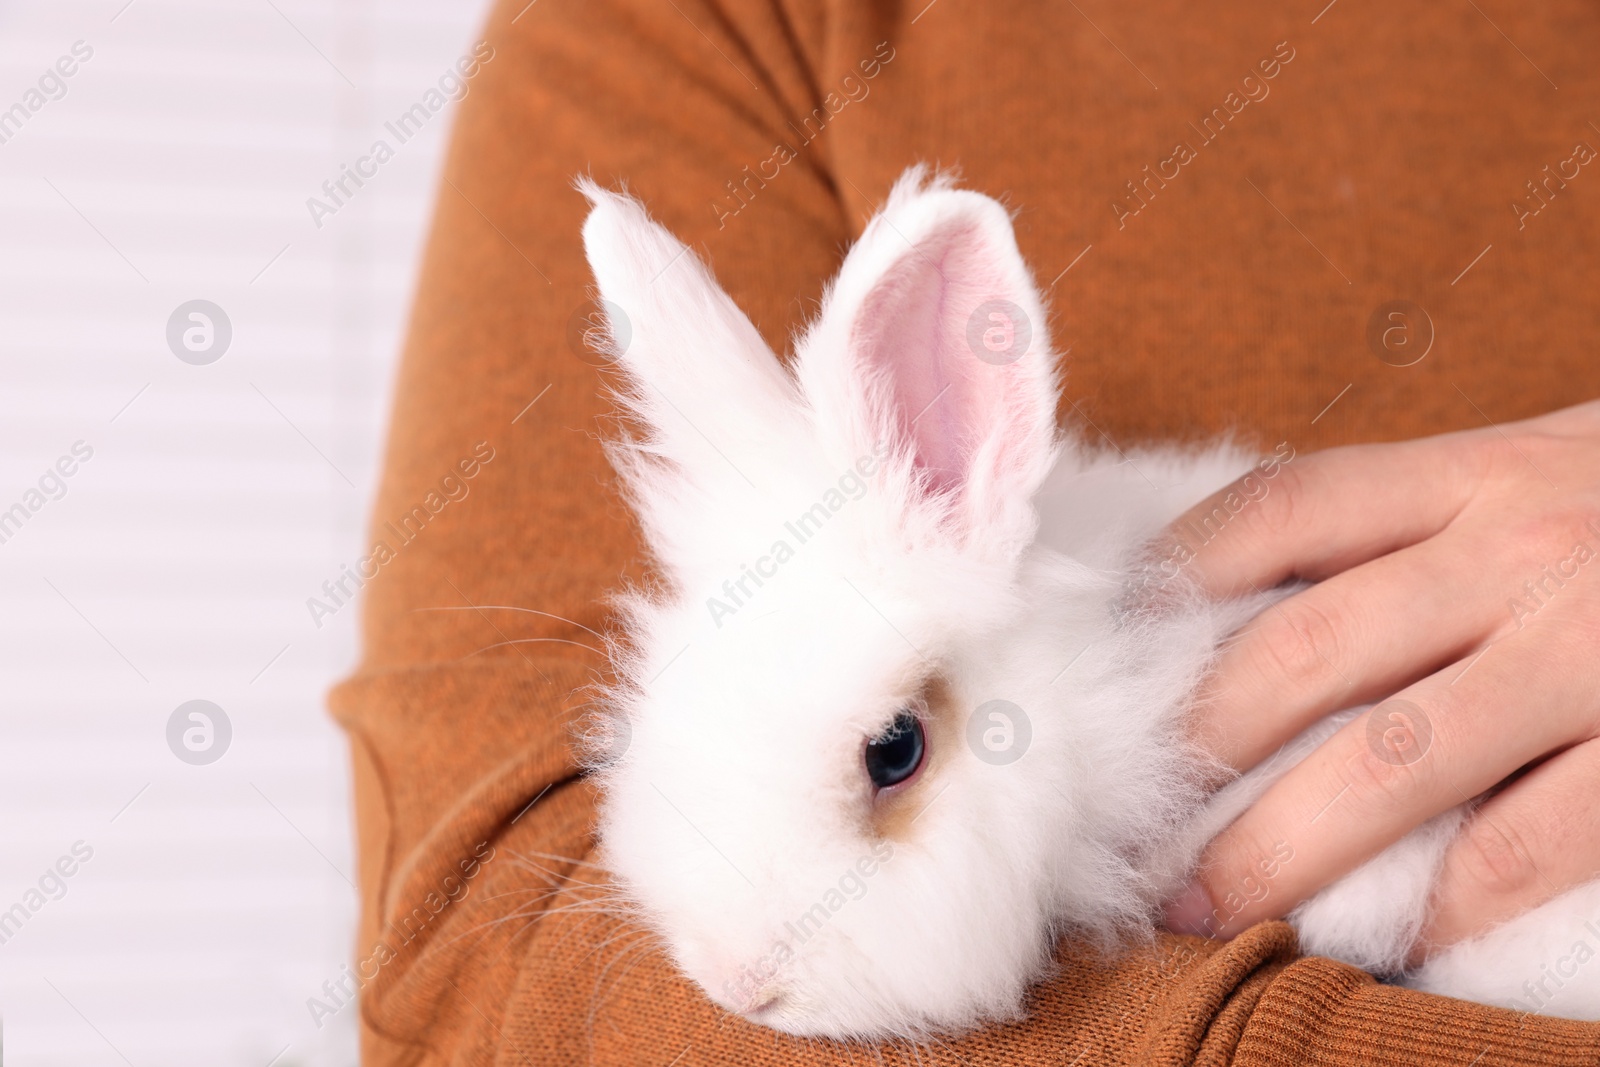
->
[[575, 167, 1600, 1038]]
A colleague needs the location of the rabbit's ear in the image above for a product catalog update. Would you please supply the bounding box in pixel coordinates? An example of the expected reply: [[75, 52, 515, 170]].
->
[[578, 180, 800, 574], [797, 168, 1061, 546], [579, 178, 796, 475]]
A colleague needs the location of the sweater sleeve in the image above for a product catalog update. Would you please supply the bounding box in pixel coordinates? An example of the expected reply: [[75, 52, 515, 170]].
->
[[326, 0, 1600, 1063]]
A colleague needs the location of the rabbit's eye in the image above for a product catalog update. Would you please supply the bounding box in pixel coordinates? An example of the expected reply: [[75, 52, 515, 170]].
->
[[865, 710, 924, 789]]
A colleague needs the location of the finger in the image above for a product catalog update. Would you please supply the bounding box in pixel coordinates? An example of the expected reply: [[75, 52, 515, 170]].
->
[[1165, 618, 1600, 939], [1414, 736, 1600, 961], [1195, 529, 1505, 771], [1164, 432, 1486, 599]]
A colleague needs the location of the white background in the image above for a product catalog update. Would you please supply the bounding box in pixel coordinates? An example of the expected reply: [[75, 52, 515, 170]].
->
[[0, 0, 496, 1062]]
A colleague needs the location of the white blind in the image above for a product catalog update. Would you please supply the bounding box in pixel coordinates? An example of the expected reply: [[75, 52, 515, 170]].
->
[[0, 1, 494, 1062]]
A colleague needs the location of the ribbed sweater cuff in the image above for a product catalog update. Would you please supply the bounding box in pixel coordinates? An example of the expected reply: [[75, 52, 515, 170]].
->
[[1237, 958, 1600, 1066]]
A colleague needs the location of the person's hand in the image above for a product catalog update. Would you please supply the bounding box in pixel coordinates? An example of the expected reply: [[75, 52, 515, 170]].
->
[[1159, 399, 1600, 962]]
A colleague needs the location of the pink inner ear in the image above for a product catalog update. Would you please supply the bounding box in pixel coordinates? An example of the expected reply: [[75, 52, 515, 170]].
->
[[852, 222, 1024, 498]]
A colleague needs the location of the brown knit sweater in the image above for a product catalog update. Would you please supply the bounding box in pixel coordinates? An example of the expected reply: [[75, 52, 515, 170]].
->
[[327, 0, 1600, 1062]]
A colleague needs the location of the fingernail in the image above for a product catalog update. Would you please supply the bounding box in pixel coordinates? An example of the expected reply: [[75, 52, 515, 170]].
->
[[1163, 881, 1216, 938]]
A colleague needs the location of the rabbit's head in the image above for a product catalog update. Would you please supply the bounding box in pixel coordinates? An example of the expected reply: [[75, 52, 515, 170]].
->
[[580, 170, 1146, 1037]]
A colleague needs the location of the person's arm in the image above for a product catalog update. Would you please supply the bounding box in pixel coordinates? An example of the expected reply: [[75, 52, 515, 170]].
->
[[330, 1, 1600, 1062]]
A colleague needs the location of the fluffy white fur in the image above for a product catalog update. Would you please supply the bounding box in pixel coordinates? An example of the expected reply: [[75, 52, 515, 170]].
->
[[576, 168, 1600, 1037]]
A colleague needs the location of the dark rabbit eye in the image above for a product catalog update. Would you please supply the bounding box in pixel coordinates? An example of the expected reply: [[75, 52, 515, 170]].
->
[[865, 710, 925, 789]]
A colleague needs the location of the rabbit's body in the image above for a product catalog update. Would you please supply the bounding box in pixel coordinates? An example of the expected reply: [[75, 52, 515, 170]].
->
[[577, 168, 1600, 1038]]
